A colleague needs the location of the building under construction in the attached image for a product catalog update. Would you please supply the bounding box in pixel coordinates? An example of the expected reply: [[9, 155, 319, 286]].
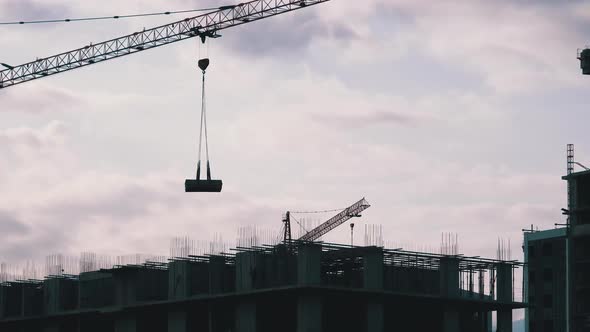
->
[[0, 239, 524, 332], [562, 145, 590, 332]]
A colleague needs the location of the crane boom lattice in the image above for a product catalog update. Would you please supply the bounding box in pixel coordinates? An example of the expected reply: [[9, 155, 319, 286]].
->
[[299, 198, 370, 242], [0, 0, 329, 89]]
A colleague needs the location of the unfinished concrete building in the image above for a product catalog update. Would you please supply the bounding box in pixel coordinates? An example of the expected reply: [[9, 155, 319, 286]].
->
[[0, 242, 524, 332], [523, 227, 567, 332], [562, 167, 590, 331]]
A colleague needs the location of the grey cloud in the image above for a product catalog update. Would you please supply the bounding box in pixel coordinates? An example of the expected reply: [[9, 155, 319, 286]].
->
[[0, 211, 30, 236], [0, 0, 70, 21], [0, 121, 67, 149], [1, 85, 83, 114], [39, 181, 181, 221], [313, 109, 419, 128], [0, 226, 71, 263], [223, 11, 357, 57]]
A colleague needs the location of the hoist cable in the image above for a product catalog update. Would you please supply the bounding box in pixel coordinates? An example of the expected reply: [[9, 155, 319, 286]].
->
[[290, 214, 309, 234], [196, 70, 206, 179], [291, 208, 346, 214], [0, 7, 220, 25], [203, 74, 210, 163]]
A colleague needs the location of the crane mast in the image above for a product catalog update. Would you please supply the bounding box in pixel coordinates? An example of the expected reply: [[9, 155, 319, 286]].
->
[[0, 0, 329, 89]]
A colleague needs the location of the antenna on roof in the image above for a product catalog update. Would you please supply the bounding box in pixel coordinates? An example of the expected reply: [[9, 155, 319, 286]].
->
[[567, 144, 590, 174], [568, 144, 574, 175]]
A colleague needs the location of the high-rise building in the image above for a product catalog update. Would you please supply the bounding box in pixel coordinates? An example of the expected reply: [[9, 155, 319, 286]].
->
[[562, 169, 590, 331], [523, 227, 567, 332]]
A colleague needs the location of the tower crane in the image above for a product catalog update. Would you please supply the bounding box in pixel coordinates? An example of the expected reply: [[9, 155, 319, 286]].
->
[[283, 197, 371, 243], [0, 0, 329, 88], [0, 0, 330, 192]]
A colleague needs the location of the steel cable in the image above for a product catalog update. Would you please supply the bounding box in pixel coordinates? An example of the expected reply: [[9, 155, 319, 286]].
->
[[0, 7, 221, 25]]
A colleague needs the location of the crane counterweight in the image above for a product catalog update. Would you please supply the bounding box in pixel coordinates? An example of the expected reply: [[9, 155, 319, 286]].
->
[[580, 48, 590, 75]]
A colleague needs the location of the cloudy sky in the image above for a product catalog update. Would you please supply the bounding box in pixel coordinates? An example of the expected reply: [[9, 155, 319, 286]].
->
[[1, 0, 589, 280]]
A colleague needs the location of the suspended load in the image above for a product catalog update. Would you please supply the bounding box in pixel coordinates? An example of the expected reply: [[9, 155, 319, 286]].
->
[[185, 58, 223, 193], [580, 48, 590, 75]]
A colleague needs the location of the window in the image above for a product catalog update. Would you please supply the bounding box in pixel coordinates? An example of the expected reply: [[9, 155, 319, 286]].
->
[[543, 268, 553, 282], [544, 294, 553, 307], [528, 245, 535, 258], [529, 271, 536, 283], [542, 243, 552, 256]]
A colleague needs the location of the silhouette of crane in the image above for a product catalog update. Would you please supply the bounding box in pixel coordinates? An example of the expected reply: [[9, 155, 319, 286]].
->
[[283, 198, 370, 243], [0, 0, 329, 89]]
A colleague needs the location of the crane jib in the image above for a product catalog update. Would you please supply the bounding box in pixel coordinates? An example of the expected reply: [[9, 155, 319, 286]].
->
[[299, 198, 370, 242], [0, 0, 330, 89]]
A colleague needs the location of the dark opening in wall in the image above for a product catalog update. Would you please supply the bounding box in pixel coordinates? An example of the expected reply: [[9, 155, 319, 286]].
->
[[544, 319, 554, 332], [542, 243, 552, 257], [544, 294, 553, 308], [543, 268, 553, 282]]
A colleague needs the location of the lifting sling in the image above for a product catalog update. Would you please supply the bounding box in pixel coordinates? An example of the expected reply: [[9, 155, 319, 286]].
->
[[185, 58, 222, 193]]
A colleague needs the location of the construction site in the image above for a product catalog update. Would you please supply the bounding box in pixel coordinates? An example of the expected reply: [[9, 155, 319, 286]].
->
[[3, 0, 590, 331], [0, 197, 526, 332], [0, 196, 526, 332], [0, 237, 525, 332]]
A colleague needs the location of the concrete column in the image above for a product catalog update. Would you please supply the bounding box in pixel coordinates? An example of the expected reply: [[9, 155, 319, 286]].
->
[[297, 244, 322, 332], [440, 257, 460, 298], [236, 252, 258, 291], [114, 272, 137, 307], [168, 311, 188, 332], [477, 311, 490, 332], [114, 316, 136, 332], [235, 253, 257, 332], [168, 261, 190, 300], [0, 285, 5, 320], [297, 244, 321, 285], [43, 325, 59, 332], [364, 248, 384, 332], [363, 248, 384, 290], [209, 256, 226, 294], [367, 302, 384, 332], [236, 301, 256, 332], [44, 279, 60, 315], [297, 295, 322, 332], [496, 264, 513, 332], [443, 310, 459, 332], [167, 261, 190, 332], [440, 257, 460, 332]]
